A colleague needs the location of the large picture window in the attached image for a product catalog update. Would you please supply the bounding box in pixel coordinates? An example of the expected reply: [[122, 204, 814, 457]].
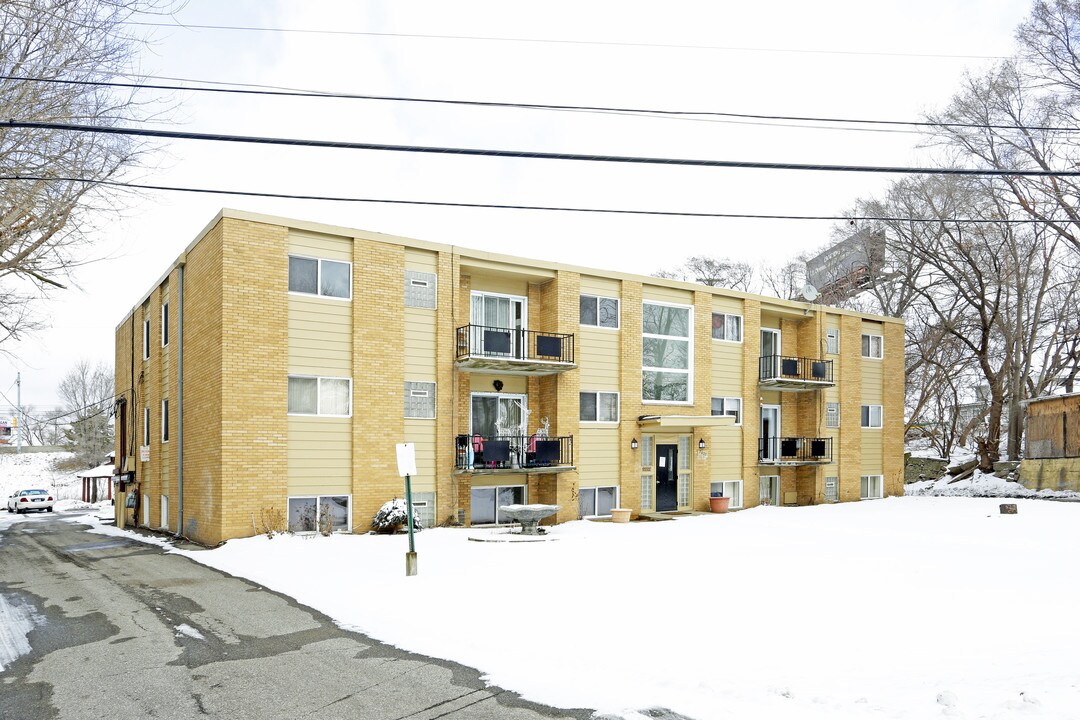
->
[[580, 295, 619, 329], [288, 376, 352, 416], [287, 495, 351, 532], [289, 256, 352, 299], [642, 301, 692, 402]]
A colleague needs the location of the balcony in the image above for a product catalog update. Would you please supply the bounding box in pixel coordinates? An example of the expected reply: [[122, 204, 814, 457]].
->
[[455, 325, 576, 375], [759, 437, 833, 465], [759, 355, 835, 391], [455, 434, 575, 474]]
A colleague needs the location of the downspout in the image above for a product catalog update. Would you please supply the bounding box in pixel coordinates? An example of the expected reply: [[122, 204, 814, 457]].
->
[[176, 261, 185, 537]]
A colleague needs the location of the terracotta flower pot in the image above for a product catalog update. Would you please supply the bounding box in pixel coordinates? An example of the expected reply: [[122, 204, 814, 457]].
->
[[610, 508, 632, 523], [709, 496, 731, 513]]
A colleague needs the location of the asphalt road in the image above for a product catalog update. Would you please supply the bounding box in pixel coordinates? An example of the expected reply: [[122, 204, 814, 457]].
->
[[0, 513, 594, 720]]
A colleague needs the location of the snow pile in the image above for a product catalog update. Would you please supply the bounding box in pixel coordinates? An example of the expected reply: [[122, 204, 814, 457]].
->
[[72, 497, 1080, 720], [906, 469, 1080, 499], [0, 451, 77, 501]]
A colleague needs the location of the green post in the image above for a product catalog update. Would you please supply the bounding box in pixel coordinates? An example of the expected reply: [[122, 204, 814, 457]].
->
[[404, 473, 417, 575]]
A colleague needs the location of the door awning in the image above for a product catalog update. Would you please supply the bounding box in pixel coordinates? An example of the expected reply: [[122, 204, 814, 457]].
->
[[637, 415, 736, 429]]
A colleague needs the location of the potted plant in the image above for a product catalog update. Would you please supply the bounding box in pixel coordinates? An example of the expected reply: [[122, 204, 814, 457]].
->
[[709, 492, 731, 513]]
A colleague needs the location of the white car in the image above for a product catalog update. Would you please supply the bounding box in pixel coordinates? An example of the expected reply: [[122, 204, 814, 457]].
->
[[6, 489, 55, 514]]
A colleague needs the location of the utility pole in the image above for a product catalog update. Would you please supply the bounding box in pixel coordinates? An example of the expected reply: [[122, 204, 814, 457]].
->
[[15, 372, 21, 453]]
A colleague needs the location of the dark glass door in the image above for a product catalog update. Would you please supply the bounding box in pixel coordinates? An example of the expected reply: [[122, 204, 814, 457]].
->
[[655, 444, 678, 511]]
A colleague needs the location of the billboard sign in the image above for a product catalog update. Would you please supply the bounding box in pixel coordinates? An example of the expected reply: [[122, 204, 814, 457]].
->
[[805, 230, 886, 299]]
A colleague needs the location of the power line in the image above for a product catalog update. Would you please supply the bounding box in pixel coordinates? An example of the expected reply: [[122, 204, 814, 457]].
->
[[6, 74, 1073, 134], [123, 20, 1007, 60], [7, 120, 1080, 177], [2, 174, 1071, 224]]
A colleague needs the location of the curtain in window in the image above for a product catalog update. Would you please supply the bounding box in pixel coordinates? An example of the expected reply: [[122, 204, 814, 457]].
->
[[288, 377, 317, 414], [320, 379, 351, 415]]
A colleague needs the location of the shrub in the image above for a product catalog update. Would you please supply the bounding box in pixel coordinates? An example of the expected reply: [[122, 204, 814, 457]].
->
[[371, 498, 424, 534]]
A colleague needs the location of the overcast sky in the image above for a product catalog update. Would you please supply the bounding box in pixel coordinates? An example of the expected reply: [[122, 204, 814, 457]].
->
[[0, 0, 1034, 409]]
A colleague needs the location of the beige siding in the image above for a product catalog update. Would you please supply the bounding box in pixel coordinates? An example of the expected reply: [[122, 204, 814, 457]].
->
[[470, 375, 527, 394], [404, 418, 437, 491], [580, 275, 621, 298], [288, 296, 352, 376], [404, 248, 438, 273], [471, 274, 528, 297], [289, 230, 352, 262], [404, 307, 437, 379], [709, 425, 742, 480], [861, 429, 883, 473], [711, 341, 742, 396], [287, 417, 352, 495], [643, 285, 693, 305], [862, 359, 883, 404], [710, 294, 742, 315], [580, 326, 620, 391], [578, 427, 620, 487]]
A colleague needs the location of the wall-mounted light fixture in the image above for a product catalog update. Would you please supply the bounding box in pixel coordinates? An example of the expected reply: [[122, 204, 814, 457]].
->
[[630, 438, 639, 450], [698, 437, 706, 450], [492, 379, 504, 392]]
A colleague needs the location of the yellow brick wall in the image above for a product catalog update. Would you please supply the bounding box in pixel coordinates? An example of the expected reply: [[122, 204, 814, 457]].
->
[[740, 299, 762, 507], [882, 321, 906, 496], [839, 314, 864, 502]]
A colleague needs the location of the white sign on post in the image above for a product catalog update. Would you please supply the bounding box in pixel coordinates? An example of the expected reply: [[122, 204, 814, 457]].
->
[[396, 443, 417, 477]]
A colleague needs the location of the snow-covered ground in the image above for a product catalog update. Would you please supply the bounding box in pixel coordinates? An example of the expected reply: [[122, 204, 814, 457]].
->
[[907, 469, 1080, 499], [0, 451, 80, 502], [63, 496, 1080, 720]]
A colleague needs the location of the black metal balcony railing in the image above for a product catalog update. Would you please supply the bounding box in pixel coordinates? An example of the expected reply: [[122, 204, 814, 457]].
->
[[456, 325, 575, 365], [759, 437, 833, 463], [759, 355, 834, 384], [455, 434, 574, 471]]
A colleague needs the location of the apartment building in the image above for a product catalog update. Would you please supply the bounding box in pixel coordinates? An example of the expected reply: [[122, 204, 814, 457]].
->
[[113, 209, 905, 545]]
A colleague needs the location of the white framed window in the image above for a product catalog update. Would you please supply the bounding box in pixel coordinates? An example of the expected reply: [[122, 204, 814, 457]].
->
[[760, 475, 780, 506], [580, 391, 619, 422], [711, 313, 743, 342], [580, 295, 619, 329], [826, 402, 840, 428], [711, 397, 742, 425], [287, 495, 351, 532], [288, 376, 353, 417], [142, 317, 150, 360], [579, 486, 618, 517], [161, 399, 169, 442], [826, 328, 840, 355], [825, 476, 839, 502], [161, 302, 169, 347], [288, 255, 352, 300], [142, 494, 149, 526], [404, 381, 436, 419], [710, 480, 743, 509], [642, 301, 692, 403], [470, 485, 525, 525], [861, 333, 883, 359], [404, 270, 437, 309], [861, 404, 883, 428], [160, 495, 169, 530], [860, 475, 883, 500], [143, 407, 150, 447]]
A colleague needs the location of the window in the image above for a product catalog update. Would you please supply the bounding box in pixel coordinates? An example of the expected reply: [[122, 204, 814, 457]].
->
[[288, 376, 352, 416], [711, 313, 743, 342], [142, 407, 150, 447], [580, 391, 619, 422], [404, 270, 437, 309], [580, 295, 619, 329], [288, 256, 351, 299], [579, 487, 618, 517], [470, 486, 525, 525], [711, 397, 742, 425], [642, 302, 692, 403], [760, 476, 780, 506], [640, 474, 652, 510], [160, 495, 169, 530], [825, 477, 839, 502], [640, 435, 654, 470], [861, 333, 883, 359], [142, 317, 150, 360], [710, 480, 743, 509], [860, 475, 883, 500], [161, 399, 169, 442], [826, 402, 840, 428], [161, 303, 169, 347], [404, 381, 436, 419], [861, 404, 883, 428], [826, 328, 839, 355], [411, 492, 436, 528], [287, 495, 351, 532]]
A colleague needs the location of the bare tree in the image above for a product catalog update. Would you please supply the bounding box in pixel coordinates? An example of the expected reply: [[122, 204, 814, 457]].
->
[[0, 0, 178, 346], [655, 256, 757, 291], [58, 360, 113, 466]]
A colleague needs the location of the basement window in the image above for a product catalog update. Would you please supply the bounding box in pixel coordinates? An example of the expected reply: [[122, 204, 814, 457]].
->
[[287, 495, 351, 533], [579, 487, 618, 518]]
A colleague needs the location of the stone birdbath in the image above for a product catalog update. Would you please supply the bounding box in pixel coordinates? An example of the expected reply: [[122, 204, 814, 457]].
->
[[499, 504, 560, 535]]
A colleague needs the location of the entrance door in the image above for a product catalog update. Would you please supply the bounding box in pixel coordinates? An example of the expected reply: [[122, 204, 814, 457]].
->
[[760, 405, 781, 461], [655, 443, 678, 512], [760, 476, 780, 506], [761, 328, 781, 378]]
